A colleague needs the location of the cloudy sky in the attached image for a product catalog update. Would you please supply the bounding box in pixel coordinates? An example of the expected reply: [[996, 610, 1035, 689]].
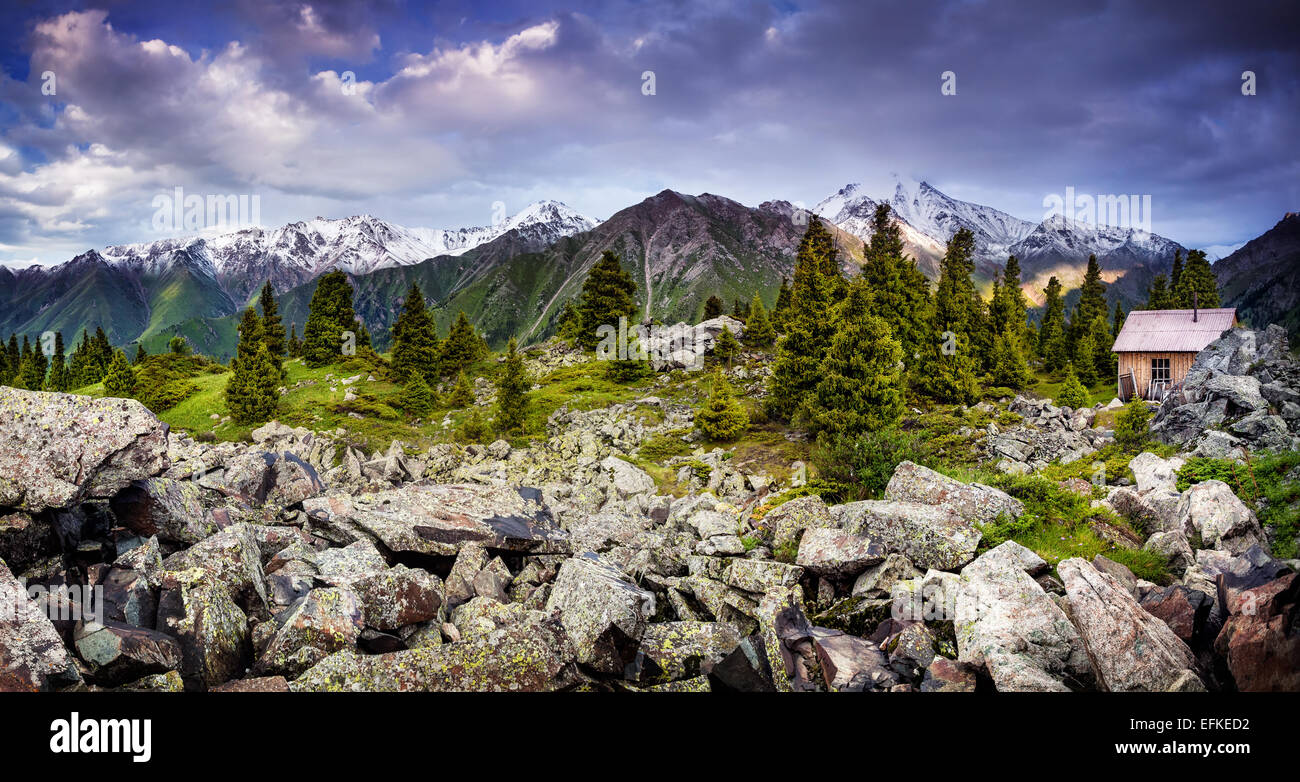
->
[[0, 0, 1296, 267]]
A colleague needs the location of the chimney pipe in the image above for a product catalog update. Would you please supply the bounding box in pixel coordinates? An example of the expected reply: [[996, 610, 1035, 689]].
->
[[1193, 289, 1198, 322]]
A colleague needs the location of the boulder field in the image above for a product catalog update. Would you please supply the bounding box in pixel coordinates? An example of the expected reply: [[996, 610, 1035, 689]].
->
[[0, 384, 1296, 692]]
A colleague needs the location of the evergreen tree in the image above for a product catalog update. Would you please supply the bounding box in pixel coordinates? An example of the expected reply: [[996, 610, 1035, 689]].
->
[[1174, 249, 1219, 308], [713, 327, 740, 366], [731, 299, 749, 322], [302, 271, 360, 368], [556, 300, 584, 342], [102, 350, 135, 398], [20, 337, 47, 391], [399, 374, 436, 418], [46, 332, 70, 392], [390, 283, 441, 384], [743, 293, 775, 347], [1115, 400, 1153, 451], [1057, 365, 1089, 409], [695, 370, 749, 441], [576, 250, 637, 350], [446, 370, 474, 408], [1145, 274, 1174, 309], [772, 277, 793, 331], [134, 344, 148, 365], [703, 295, 724, 320], [439, 311, 487, 376], [1169, 250, 1184, 293], [1112, 302, 1126, 341], [4, 334, 18, 386], [259, 281, 286, 379], [1069, 254, 1107, 358], [287, 324, 302, 358], [862, 203, 932, 361], [0, 335, 8, 386], [225, 309, 279, 424], [1038, 276, 1068, 371], [494, 337, 529, 434], [1074, 331, 1099, 385], [766, 217, 841, 419], [918, 228, 980, 404], [802, 281, 904, 439], [1089, 313, 1117, 380], [990, 327, 1032, 389]]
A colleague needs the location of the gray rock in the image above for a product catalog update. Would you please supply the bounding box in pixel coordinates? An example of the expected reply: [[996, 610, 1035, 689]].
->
[[1128, 452, 1183, 495], [833, 500, 981, 571], [0, 387, 169, 513], [725, 558, 804, 594], [884, 461, 1024, 524], [109, 477, 217, 545], [795, 528, 885, 577], [75, 621, 183, 686], [545, 554, 655, 674], [0, 560, 81, 691], [764, 495, 836, 550], [254, 587, 364, 677], [852, 553, 923, 598], [636, 621, 742, 684], [1059, 558, 1204, 691], [1177, 480, 1265, 554], [600, 456, 656, 497], [1143, 530, 1196, 574]]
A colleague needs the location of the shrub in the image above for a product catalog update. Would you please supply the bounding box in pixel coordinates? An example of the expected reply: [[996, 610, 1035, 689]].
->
[[1114, 400, 1153, 450], [1057, 366, 1089, 409], [459, 407, 491, 442], [811, 428, 930, 502], [695, 371, 749, 441]]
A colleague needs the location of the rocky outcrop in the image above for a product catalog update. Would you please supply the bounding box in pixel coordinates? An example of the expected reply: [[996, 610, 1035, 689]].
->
[[983, 395, 1113, 473], [833, 500, 981, 571], [0, 387, 169, 513], [885, 461, 1024, 524], [1153, 325, 1300, 452]]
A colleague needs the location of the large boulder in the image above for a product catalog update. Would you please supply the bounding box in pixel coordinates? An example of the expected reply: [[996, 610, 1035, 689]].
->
[[1058, 558, 1204, 691], [884, 461, 1024, 524], [1128, 452, 1182, 495], [303, 484, 569, 556], [954, 549, 1090, 691], [635, 622, 742, 684], [291, 611, 579, 692], [74, 621, 183, 686], [795, 528, 885, 577], [0, 561, 81, 691], [0, 388, 169, 512], [109, 477, 218, 545], [545, 554, 655, 674], [764, 495, 837, 550], [158, 577, 250, 690], [254, 587, 364, 677], [1177, 480, 1265, 554], [833, 500, 981, 571], [1213, 572, 1300, 692], [599, 456, 655, 497]]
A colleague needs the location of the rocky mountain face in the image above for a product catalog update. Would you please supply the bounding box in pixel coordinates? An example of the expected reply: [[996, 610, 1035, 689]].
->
[[0, 203, 597, 351], [2, 326, 1297, 692], [1214, 213, 1300, 338]]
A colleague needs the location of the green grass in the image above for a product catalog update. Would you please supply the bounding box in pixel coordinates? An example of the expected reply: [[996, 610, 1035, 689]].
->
[[1030, 369, 1116, 408]]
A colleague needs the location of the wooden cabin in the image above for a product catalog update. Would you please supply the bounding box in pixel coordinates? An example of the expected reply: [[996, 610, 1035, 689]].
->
[[1111, 307, 1237, 402]]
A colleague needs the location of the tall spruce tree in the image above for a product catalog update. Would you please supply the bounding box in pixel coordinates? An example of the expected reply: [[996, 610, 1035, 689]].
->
[[287, 324, 302, 358], [4, 334, 18, 386], [766, 217, 840, 419], [20, 336, 47, 391], [1039, 276, 1069, 371], [0, 335, 8, 386], [301, 271, 363, 368], [1145, 274, 1174, 309], [103, 350, 135, 398], [862, 203, 931, 361], [1169, 250, 1184, 293], [918, 228, 980, 404], [802, 280, 905, 439], [439, 311, 487, 376], [1089, 313, 1117, 380], [772, 277, 793, 331], [399, 374, 436, 418], [1069, 254, 1107, 362], [713, 327, 740, 367], [576, 251, 638, 350], [134, 344, 147, 365], [1174, 249, 1219, 308], [990, 327, 1032, 389], [446, 369, 474, 408], [391, 283, 441, 384], [46, 332, 69, 392], [743, 293, 775, 347], [259, 281, 286, 379], [1112, 302, 1126, 340], [225, 308, 279, 424], [494, 337, 529, 434], [556, 300, 584, 342]]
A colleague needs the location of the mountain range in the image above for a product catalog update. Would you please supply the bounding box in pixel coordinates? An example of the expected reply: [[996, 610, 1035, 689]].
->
[[0, 178, 1290, 361]]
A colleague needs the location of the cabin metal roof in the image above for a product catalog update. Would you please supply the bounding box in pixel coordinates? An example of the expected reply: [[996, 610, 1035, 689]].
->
[[1111, 308, 1236, 353]]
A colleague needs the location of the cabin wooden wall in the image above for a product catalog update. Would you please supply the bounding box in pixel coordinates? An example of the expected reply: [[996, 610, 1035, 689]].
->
[[1117, 351, 1196, 400]]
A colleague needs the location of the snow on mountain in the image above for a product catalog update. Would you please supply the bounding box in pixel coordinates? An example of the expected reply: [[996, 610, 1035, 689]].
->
[[888, 177, 1036, 254], [1008, 213, 1184, 270], [91, 201, 597, 302], [813, 182, 948, 276]]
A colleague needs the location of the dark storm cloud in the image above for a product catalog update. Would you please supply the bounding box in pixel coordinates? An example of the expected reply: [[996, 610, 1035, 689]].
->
[[0, 0, 1295, 266]]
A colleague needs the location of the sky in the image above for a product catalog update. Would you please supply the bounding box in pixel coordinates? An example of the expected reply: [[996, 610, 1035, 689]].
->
[[0, 0, 1296, 267]]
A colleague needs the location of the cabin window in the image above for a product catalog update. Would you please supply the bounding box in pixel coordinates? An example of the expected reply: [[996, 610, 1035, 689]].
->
[[1151, 358, 1171, 382]]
